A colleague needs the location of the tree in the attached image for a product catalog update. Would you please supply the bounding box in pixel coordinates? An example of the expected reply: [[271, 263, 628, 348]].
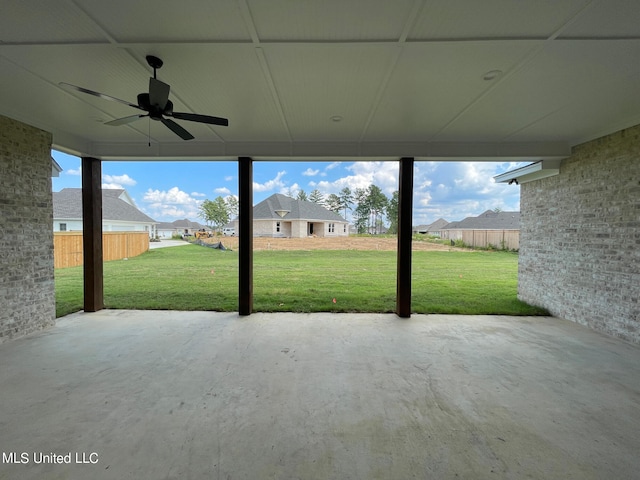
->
[[296, 189, 308, 201], [367, 185, 388, 234], [325, 193, 342, 213], [309, 189, 324, 204], [338, 187, 353, 219], [353, 188, 370, 234], [386, 191, 399, 234], [225, 195, 239, 218], [198, 196, 229, 231]]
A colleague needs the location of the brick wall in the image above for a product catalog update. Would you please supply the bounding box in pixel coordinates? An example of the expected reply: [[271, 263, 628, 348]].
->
[[519, 124, 640, 343], [0, 115, 55, 343]]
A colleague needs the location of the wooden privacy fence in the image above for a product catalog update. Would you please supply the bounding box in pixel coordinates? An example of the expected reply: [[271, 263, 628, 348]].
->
[[54, 231, 150, 269], [443, 229, 520, 250]]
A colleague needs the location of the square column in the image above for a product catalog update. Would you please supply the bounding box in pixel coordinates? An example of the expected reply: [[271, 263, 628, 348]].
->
[[81, 157, 104, 312], [238, 157, 253, 315], [396, 157, 414, 317]]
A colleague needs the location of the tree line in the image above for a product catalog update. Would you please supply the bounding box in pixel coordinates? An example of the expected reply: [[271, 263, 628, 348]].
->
[[198, 185, 398, 234]]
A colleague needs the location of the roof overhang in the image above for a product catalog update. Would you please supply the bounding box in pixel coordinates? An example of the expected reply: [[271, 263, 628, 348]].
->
[[494, 159, 563, 185]]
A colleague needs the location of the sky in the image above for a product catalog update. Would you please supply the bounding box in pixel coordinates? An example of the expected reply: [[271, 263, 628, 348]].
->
[[51, 150, 524, 226]]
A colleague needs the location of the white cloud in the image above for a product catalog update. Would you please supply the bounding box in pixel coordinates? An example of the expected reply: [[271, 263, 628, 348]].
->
[[101, 183, 121, 190], [305, 160, 521, 225], [215, 187, 231, 195], [66, 168, 81, 176], [224, 176, 234, 182], [302, 168, 319, 176], [253, 170, 287, 192], [409, 161, 522, 225], [103, 173, 137, 187], [142, 186, 203, 221], [191, 191, 206, 197], [279, 183, 300, 196], [325, 162, 341, 171], [144, 187, 199, 205]]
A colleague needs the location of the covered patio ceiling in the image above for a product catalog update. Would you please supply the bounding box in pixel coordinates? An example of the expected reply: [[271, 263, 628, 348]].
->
[[2, 0, 639, 162]]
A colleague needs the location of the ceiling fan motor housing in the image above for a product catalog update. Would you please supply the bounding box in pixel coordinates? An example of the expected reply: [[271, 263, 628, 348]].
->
[[137, 93, 173, 120]]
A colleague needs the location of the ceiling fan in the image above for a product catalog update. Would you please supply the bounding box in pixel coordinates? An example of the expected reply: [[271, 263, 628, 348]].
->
[[60, 55, 228, 141]]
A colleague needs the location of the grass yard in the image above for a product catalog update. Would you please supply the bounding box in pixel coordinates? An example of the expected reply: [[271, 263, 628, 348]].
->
[[54, 244, 548, 317]]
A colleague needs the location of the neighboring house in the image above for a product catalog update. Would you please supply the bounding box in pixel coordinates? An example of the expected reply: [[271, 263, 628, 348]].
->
[[441, 210, 520, 249], [156, 222, 178, 239], [413, 218, 449, 236], [53, 188, 158, 237], [234, 193, 348, 238], [156, 219, 211, 238], [426, 218, 450, 237]]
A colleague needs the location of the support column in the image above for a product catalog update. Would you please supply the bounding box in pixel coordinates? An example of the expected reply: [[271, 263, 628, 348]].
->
[[81, 157, 104, 312], [238, 157, 253, 315], [396, 157, 414, 317]]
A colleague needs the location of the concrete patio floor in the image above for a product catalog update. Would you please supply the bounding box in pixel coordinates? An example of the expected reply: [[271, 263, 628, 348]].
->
[[1, 311, 639, 480]]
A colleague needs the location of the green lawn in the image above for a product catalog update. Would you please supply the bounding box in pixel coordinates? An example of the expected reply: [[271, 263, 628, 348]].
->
[[54, 244, 548, 317]]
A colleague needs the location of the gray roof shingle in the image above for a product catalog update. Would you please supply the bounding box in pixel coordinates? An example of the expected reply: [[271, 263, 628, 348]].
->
[[53, 188, 157, 223], [254, 194, 346, 222]]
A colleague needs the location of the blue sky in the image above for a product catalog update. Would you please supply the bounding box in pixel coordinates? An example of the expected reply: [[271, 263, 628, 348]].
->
[[52, 150, 524, 226]]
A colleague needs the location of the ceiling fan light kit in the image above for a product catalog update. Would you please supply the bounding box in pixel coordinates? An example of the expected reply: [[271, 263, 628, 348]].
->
[[60, 55, 228, 141]]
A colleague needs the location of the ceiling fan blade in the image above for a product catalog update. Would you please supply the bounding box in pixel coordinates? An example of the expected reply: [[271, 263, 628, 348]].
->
[[161, 118, 194, 140], [149, 77, 170, 110], [105, 114, 148, 126], [171, 112, 229, 126], [59, 82, 143, 110]]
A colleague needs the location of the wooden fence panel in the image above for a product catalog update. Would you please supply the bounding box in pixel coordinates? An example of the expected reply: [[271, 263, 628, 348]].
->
[[445, 229, 519, 250], [54, 232, 149, 269]]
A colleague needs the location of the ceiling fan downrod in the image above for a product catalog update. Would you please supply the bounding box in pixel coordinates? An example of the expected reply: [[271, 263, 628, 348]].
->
[[146, 55, 163, 79]]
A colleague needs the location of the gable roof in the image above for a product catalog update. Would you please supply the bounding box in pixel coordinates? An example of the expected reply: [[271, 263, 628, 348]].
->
[[53, 188, 157, 224], [254, 194, 346, 222], [170, 218, 209, 230], [426, 218, 450, 232], [443, 210, 520, 230]]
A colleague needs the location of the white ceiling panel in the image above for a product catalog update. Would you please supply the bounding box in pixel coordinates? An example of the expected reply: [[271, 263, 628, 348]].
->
[[435, 40, 640, 143], [559, 0, 640, 38], [263, 44, 399, 141], [247, 0, 417, 41], [0, 0, 106, 44], [408, 0, 591, 40], [0, 56, 152, 147], [363, 41, 541, 141], [124, 44, 290, 142], [77, 0, 252, 42]]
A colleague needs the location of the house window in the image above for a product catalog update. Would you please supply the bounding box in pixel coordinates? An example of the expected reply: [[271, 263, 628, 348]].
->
[[329, 223, 335, 233], [59, 223, 67, 232], [276, 221, 280, 232], [343, 224, 346, 233]]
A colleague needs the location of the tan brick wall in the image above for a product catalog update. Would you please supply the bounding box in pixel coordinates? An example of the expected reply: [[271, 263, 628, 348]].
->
[[519, 124, 640, 343], [0, 115, 55, 343]]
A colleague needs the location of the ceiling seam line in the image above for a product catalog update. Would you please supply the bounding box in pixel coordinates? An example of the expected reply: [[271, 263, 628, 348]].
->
[[66, 0, 120, 45], [545, 0, 598, 41], [358, 46, 404, 143], [398, 0, 428, 43], [7, 36, 639, 49], [237, 0, 261, 45], [254, 48, 292, 142]]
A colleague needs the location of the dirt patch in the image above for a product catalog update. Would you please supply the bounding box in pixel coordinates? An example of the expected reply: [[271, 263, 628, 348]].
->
[[203, 236, 458, 252]]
